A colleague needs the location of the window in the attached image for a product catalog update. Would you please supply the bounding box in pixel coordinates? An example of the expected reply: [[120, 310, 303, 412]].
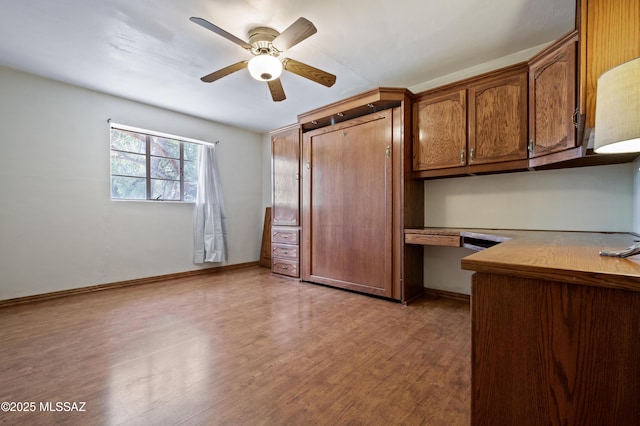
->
[[110, 125, 200, 201]]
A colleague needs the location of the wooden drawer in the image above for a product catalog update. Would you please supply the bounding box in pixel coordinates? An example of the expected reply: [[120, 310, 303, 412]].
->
[[272, 228, 299, 244], [272, 258, 299, 277], [404, 233, 461, 247], [272, 243, 299, 260]]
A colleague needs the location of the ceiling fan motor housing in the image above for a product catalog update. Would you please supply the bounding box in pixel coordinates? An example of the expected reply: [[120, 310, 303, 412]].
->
[[248, 27, 281, 56]]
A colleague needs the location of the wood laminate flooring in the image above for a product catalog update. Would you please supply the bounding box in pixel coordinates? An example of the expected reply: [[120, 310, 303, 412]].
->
[[0, 266, 470, 425]]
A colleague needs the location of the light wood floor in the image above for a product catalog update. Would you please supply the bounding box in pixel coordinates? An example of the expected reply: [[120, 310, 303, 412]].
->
[[0, 266, 470, 425]]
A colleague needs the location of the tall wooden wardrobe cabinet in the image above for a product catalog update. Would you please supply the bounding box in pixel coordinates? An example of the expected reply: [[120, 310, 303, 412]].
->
[[302, 111, 394, 297], [302, 89, 423, 302], [271, 88, 424, 303], [270, 124, 301, 278]]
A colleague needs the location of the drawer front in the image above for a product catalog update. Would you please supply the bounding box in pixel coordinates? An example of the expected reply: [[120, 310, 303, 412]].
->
[[272, 228, 299, 244], [272, 259, 299, 277], [272, 243, 299, 260], [404, 233, 461, 247]]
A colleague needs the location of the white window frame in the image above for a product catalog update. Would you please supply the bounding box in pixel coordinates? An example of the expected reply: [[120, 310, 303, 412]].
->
[[109, 122, 215, 202]]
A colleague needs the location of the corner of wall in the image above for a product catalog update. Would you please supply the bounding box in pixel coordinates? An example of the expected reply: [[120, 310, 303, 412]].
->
[[262, 132, 272, 210]]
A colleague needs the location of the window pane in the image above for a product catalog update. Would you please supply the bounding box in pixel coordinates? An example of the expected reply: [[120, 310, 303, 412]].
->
[[184, 142, 199, 161], [184, 160, 198, 182], [184, 182, 197, 201], [151, 179, 180, 200], [151, 136, 180, 159], [111, 151, 146, 177], [110, 128, 201, 202], [151, 157, 180, 180], [111, 176, 146, 199], [111, 129, 146, 154]]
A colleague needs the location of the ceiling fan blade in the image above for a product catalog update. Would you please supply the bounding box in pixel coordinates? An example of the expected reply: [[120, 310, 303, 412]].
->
[[282, 58, 336, 87], [201, 61, 249, 83], [267, 79, 286, 102], [272, 17, 317, 52], [190, 17, 252, 50]]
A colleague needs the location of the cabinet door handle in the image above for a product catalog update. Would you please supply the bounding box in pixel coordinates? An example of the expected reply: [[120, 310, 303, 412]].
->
[[470, 148, 475, 163], [528, 139, 534, 155], [572, 107, 579, 129], [460, 149, 465, 164], [386, 145, 391, 158]]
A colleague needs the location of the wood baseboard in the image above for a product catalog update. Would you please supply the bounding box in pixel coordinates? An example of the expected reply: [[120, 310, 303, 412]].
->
[[424, 287, 470, 303], [0, 262, 259, 309]]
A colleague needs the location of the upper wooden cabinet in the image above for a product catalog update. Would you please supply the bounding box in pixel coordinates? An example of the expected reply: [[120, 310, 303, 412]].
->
[[271, 124, 300, 227], [468, 69, 528, 165], [529, 31, 578, 159], [409, 1, 640, 179], [413, 64, 529, 178], [579, 0, 640, 129], [413, 88, 467, 171]]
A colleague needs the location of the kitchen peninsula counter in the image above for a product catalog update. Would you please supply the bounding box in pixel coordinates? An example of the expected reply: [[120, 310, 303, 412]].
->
[[405, 227, 640, 424], [405, 228, 640, 291]]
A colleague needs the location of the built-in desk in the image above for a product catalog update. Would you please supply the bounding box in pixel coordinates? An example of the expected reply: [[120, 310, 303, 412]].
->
[[405, 228, 640, 425]]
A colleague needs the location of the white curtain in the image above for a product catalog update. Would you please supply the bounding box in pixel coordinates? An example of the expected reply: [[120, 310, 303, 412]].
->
[[193, 144, 227, 263]]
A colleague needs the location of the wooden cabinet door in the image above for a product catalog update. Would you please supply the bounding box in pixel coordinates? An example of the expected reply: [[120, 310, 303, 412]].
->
[[468, 72, 528, 165], [529, 34, 577, 158], [302, 112, 393, 297], [580, 0, 640, 128], [413, 88, 467, 171], [271, 126, 300, 226], [472, 272, 640, 425]]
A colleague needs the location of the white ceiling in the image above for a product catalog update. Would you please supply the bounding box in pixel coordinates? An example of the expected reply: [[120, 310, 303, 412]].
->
[[0, 0, 575, 133]]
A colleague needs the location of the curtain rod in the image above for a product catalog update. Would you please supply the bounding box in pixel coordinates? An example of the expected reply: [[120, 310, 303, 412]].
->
[[107, 119, 219, 145]]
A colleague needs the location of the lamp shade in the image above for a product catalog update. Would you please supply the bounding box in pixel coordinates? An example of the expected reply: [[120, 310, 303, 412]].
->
[[594, 57, 640, 154], [248, 54, 282, 81]]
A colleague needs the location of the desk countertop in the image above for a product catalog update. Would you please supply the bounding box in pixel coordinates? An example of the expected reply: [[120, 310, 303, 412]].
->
[[404, 228, 640, 292]]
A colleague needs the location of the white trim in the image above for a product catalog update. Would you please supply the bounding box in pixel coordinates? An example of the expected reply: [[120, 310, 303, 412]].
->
[[109, 121, 218, 146]]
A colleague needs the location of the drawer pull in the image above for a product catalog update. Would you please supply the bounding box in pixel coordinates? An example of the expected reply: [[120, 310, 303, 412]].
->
[[282, 250, 289, 255], [281, 265, 289, 270]]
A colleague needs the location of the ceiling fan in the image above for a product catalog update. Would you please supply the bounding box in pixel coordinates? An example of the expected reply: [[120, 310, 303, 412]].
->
[[190, 16, 337, 102]]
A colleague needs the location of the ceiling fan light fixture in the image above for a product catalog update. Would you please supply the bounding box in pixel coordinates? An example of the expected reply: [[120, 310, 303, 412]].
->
[[248, 54, 282, 81]]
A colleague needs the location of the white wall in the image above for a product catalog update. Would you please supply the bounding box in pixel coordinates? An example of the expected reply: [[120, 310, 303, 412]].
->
[[0, 66, 264, 300], [410, 42, 550, 93], [423, 163, 635, 295], [425, 164, 633, 231]]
